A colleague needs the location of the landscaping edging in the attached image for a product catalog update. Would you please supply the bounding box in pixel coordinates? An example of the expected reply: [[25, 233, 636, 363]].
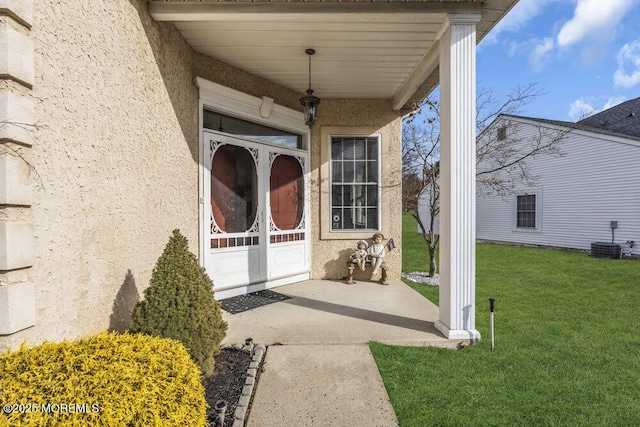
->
[[220, 343, 266, 427]]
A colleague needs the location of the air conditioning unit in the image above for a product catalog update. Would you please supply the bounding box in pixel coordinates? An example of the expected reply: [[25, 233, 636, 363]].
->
[[590, 242, 621, 259]]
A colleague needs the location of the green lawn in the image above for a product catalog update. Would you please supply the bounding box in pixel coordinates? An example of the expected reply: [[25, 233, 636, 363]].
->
[[371, 214, 640, 426]]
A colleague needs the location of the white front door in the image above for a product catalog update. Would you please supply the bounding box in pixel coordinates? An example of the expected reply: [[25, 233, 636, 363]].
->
[[203, 131, 309, 298]]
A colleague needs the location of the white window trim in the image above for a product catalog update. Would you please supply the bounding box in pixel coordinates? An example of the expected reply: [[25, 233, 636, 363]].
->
[[196, 77, 310, 144], [320, 126, 392, 240], [328, 134, 381, 233], [512, 188, 542, 233], [195, 77, 310, 262]]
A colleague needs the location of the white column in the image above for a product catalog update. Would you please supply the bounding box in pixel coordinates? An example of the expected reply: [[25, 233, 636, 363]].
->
[[435, 14, 481, 340]]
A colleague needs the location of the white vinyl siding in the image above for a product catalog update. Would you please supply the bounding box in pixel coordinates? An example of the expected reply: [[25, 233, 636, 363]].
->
[[476, 118, 640, 256]]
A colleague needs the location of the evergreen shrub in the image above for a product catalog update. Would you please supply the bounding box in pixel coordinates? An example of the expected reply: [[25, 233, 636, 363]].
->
[[131, 229, 227, 377], [0, 332, 206, 427]]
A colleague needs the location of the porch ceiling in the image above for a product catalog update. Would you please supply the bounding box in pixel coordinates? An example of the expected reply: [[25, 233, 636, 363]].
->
[[149, 0, 517, 111]]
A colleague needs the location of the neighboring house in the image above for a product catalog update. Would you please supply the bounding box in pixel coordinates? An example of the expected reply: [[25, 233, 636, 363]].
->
[[476, 100, 640, 256], [0, 0, 515, 349], [419, 98, 640, 257]]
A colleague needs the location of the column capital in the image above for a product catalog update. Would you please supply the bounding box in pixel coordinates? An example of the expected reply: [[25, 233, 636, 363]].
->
[[437, 13, 481, 40]]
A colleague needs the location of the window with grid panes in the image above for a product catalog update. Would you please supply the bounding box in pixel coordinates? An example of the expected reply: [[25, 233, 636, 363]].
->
[[330, 136, 380, 231], [516, 194, 536, 228]]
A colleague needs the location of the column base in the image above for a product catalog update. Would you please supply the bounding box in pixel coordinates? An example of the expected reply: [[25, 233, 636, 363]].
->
[[435, 320, 481, 341]]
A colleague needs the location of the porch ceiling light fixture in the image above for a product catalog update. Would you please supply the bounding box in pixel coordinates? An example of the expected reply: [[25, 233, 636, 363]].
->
[[300, 48, 320, 127]]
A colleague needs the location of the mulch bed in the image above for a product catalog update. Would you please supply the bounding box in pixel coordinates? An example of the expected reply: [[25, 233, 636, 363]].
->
[[203, 347, 252, 426]]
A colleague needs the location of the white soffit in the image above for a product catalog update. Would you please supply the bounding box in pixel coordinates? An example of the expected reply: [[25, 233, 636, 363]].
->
[[149, 1, 518, 110]]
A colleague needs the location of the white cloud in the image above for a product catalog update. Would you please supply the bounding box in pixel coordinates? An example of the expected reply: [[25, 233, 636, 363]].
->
[[557, 0, 634, 48], [614, 40, 640, 88], [506, 37, 555, 72], [529, 38, 555, 72], [568, 96, 627, 120], [602, 96, 627, 110], [481, 0, 558, 46], [495, 0, 552, 32], [569, 99, 596, 120]]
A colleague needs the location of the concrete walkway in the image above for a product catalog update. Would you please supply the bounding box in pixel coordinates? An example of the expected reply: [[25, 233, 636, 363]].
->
[[221, 279, 457, 426], [246, 344, 397, 427]]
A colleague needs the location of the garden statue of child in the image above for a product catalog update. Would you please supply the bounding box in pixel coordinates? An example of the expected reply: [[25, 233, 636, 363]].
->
[[368, 233, 386, 276], [350, 240, 369, 271]]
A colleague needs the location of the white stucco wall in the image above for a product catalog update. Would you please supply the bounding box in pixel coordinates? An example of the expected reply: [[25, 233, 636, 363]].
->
[[311, 100, 403, 281], [6, 0, 201, 349], [2, 0, 297, 349], [1, 0, 405, 350]]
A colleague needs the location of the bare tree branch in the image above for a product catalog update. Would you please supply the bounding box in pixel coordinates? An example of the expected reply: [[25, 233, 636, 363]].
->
[[403, 84, 571, 275]]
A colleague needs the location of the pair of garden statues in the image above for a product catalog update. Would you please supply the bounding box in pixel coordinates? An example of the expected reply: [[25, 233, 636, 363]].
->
[[347, 233, 394, 285]]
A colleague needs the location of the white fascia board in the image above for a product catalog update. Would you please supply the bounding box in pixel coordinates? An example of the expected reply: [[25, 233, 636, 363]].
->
[[149, 2, 481, 21], [572, 130, 640, 148], [491, 114, 640, 149]]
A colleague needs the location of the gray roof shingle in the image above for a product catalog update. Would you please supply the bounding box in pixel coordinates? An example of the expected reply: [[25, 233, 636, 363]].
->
[[578, 97, 640, 139]]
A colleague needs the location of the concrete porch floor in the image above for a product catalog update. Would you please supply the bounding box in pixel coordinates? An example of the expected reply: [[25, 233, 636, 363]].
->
[[221, 279, 459, 426], [221, 279, 455, 348]]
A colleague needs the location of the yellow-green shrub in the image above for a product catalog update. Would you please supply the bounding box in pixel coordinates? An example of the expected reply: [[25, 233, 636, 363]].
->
[[0, 332, 206, 427]]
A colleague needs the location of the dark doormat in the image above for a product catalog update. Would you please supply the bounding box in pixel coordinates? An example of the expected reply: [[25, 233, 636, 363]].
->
[[219, 290, 291, 314]]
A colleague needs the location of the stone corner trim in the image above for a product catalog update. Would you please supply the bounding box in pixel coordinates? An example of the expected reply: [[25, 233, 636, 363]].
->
[[0, 0, 34, 338], [0, 23, 35, 87], [0, 221, 34, 270], [0, 90, 35, 146], [0, 0, 34, 28], [0, 153, 33, 205], [0, 281, 36, 335]]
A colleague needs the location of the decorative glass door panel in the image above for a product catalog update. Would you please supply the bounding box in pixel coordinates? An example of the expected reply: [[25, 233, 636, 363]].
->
[[270, 154, 304, 234], [205, 133, 264, 289], [211, 144, 259, 247], [267, 148, 309, 280], [204, 132, 309, 292]]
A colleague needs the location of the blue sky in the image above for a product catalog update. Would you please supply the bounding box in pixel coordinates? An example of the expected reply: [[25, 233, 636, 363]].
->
[[477, 0, 640, 121]]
